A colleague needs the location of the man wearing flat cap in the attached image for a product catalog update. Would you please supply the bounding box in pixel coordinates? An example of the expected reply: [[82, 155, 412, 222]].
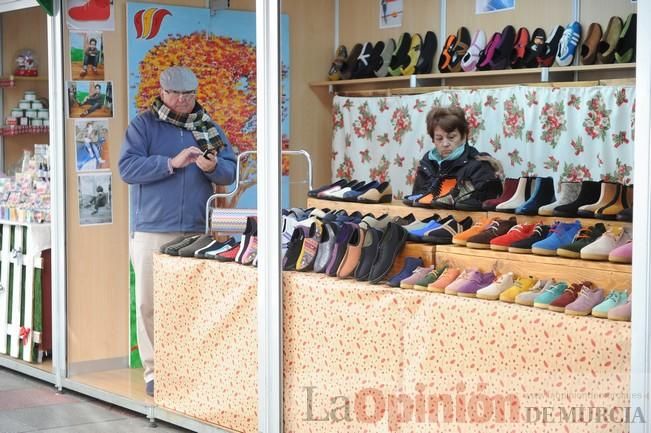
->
[[119, 66, 237, 397]]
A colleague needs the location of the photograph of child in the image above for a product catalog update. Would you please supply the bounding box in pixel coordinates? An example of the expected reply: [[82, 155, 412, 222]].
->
[[67, 80, 113, 118], [70, 31, 104, 80], [78, 172, 112, 225], [75, 119, 110, 171]]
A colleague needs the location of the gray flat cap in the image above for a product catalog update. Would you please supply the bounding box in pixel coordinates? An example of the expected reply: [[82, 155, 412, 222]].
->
[[159, 66, 198, 91]]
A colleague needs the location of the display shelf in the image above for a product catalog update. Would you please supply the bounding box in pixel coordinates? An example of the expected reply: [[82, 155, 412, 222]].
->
[[309, 63, 636, 90], [0, 76, 48, 88], [435, 244, 631, 291], [1, 125, 49, 136], [306, 197, 633, 229]]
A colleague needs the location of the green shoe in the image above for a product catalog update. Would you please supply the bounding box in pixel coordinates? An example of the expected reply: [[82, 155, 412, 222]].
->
[[592, 290, 628, 318], [413, 266, 447, 291], [533, 282, 569, 309]]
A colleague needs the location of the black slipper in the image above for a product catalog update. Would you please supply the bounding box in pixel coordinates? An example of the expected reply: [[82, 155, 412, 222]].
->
[[340, 43, 363, 80], [522, 28, 546, 68], [615, 13, 636, 63], [490, 25, 516, 70], [537, 25, 564, 67], [351, 42, 374, 79], [415, 31, 437, 74], [388, 32, 412, 76]]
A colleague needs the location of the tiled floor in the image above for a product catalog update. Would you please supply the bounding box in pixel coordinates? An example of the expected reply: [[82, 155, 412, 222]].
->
[[0, 367, 193, 433]]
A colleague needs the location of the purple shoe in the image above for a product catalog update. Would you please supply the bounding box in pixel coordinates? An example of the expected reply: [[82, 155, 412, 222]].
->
[[456, 271, 496, 297], [564, 286, 605, 316]]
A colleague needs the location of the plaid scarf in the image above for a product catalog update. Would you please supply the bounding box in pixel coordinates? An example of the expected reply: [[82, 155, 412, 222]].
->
[[151, 97, 225, 152]]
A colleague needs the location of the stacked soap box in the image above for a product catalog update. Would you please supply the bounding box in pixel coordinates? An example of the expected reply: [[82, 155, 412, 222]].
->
[[4, 90, 49, 135]]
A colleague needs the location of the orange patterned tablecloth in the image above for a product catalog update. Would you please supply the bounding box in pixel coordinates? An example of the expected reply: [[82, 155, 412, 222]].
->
[[154, 255, 632, 433]]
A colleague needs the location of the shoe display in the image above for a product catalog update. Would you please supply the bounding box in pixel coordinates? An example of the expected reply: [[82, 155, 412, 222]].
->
[[325, 222, 357, 276], [452, 217, 493, 246], [533, 281, 569, 309], [192, 238, 227, 258], [456, 271, 496, 298], [336, 226, 366, 278], [368, 223, 409, 284], [313, 223, 338, 273], [495, 177, 533, 212], [389, 32, 412, 76], [565, 285, 605, 316], [400, 265, 435, 289], [415, 31, 437, 74], [597, 16, 623, 64], [341, 43, 363, 80], [325, 180, 367, 200], [508, 224, 550, 254], [444, 269, 478, 295], [283, 226, 308, 270], [615, 13, 636, 63], [499, 276, 537, 303], [556, 21, 582, 66], [553, 180, 602, 217], [531, 220, 582, 256], [592, 290, 629, 318], [490, 25, 516, 70], [406, 215, 442, 241], [354, 227, 383, 280], [537, 25, 564, 67], [308, 179, 347, 198], [448, 26, 472, 73], [240, 235, 258, 266], [515, 279, 553, 306], [454, 179, 503, 211], [235, 217, 257, 264], [548, 281, 593, 312], [413, 266, 447, 291], [580, 226, 631, 261], [165, 234, 201, 256], [357, 181, 393, 203], [375, 38, 396, 77], [476, 272, 514, 300], [204, 238, 238, 259], [177, 234, 215, 258], [415, 178, 457, 208], [608, 240, 632, 264], [515, 176, 555, 215], [428, 267, 461, 293], [215, 243, 241, 262], [522, 27, 546, 68], [386, 256, 423, 287], [421, 216, 473, 245], [328, 45, 348, 81], [461, 29, 486, 72], [341, 180, 379, 201], [581, 22, 602, 65], [607, 295, 632, 321], [510, 26, 530, 69], [296, 220, 323, 271], [438, 34, 457, 72], [354, 41, 385, 79], [594, 183, 629, 220], [537, 181, 581, 216], [489, 223, 536, 251], [556, 223, 607, 259], [159, 234, 192, 254], [465, 217, 517, 249], [476, 32, 501, 71], [482, 178, 519, 210], [402, 33, 423, 75]]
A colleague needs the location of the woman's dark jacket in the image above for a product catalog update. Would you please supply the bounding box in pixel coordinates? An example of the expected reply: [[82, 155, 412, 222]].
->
[[412, 144, 503, 197]]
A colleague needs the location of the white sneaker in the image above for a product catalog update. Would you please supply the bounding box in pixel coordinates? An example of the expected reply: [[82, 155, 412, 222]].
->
[[580, 226, 632, 261], [515, 279, 553, 306], [476, 272, 514, 300]]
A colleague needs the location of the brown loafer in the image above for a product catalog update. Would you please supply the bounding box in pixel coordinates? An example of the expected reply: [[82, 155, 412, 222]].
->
[[581, 22, 602, 65]]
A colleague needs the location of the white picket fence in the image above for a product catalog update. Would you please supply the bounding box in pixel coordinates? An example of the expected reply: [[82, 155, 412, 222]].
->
[[0, 222, 50, 363]]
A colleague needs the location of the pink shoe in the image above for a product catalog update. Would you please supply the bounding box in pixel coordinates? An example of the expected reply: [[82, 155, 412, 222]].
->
[[608, 295, 631, 321], [608, 240, 632, 264]]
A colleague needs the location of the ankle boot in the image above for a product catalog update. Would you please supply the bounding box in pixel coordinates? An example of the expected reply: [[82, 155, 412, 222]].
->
[[553, 180, 602, 218], [595, 183, 628, 220], [495, 177, 533, 213], [483, 178, 518, 210], [456, 178, 502, 211], [537, 181, 581, 216], [577, 182, 619, 218], [515, 177, 555, 215]]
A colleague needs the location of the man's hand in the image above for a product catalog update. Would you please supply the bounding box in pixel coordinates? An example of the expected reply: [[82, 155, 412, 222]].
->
[[170, 147, 202, 169], [195, 151, 217, 173]]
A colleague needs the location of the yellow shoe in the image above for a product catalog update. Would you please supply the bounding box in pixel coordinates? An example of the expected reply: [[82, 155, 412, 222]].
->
[[499, 276, 537, 303]]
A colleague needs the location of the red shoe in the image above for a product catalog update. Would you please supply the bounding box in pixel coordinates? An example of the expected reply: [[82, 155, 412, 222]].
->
[[215, 244, 240, 262], [489, 223, 536, 251], [68, 0, 110, 21]]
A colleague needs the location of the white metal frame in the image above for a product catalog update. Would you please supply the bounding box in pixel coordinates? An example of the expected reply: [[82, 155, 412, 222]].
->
[[256, 1, 282, 432]]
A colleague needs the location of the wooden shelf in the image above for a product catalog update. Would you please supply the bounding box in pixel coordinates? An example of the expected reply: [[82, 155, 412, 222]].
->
[[306, 197, 632, 229], [310, 63, 636, 90]]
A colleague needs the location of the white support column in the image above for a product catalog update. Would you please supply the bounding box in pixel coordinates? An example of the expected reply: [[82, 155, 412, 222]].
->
[[256, 1, 282, 433], [334, 0, 339, 54], [630, 0, 651, 432], [47, 2, 67, 391]]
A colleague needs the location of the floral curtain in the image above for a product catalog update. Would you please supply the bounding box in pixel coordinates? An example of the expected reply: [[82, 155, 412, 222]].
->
[[331, 85, 635, 200]]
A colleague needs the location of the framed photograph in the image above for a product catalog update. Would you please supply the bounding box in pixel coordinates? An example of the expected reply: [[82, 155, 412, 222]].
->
[[379, 0, 403, 29], [70, 31, 104, 80], [67, 80, 113, 119], [74, 119, 110, 171], [78, 172, 112, 226], [476, 0, 515, 14], [66, 0, 115, 31]]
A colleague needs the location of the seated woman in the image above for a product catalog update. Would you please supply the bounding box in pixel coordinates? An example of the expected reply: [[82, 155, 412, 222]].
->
[[410, 106, 503, 209]]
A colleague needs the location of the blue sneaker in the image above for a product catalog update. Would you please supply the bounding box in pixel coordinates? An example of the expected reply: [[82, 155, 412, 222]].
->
[[531, 220, 582, 256], [533, 282, 569, 309], [556, 21, 582, 66], [406, 216, 445, 241], [402, 193, 424, 207], [386, 256, 423, 287]]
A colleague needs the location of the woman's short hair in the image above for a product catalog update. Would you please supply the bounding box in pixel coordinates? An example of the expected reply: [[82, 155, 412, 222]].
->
[[426, 106, 469, 140]]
